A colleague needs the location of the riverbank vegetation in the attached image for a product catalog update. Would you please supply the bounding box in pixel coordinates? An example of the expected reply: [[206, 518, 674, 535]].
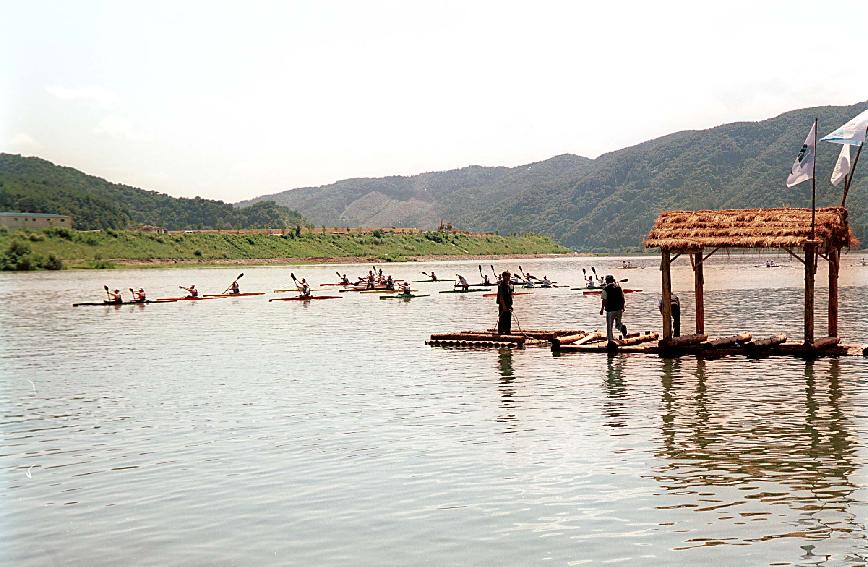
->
[[0, 227, 570, 270]]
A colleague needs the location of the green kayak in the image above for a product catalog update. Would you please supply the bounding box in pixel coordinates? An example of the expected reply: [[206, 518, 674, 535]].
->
[[438, 288, 486, 294], [379, 294, 430, 300]]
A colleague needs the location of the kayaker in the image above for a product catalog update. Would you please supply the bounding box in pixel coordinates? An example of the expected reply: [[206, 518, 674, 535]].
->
[[133, 288, 147, 302], [658, 294, 681, 337], [340, 274, 350, 285], [401, 281, 411, 295], [385, 275, 395, 290], [298, 278, 311, 298], [182, 285, 198, 298], [455, 274, 470, 291], [366, 271, 376, 290], [107, 288, 123, 303], [429, 271, 438, 282], [228, 280, 241, 294], [496, 271, 513, 335], [599, 275, 627, 346], [540, 276, 552, 288], [586, 275, 595, 288], [482, 274, 491, 285]]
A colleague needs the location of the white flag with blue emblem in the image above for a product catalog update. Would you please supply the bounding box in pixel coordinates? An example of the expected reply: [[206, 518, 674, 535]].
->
[[821, 108, 868, 146], [830, 144, 851, 187], [786, 122, 816, 188]]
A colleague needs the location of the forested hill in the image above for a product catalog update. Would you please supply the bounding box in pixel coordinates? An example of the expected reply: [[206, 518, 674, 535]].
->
[[244, 102, 868, 251], [240, 153, 595, 230], [0, 154, 305, 230]]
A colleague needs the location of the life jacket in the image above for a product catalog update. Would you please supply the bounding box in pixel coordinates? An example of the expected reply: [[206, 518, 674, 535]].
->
[[604, 283, 625, 311]]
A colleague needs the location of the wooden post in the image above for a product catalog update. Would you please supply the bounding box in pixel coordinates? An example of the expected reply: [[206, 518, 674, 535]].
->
[[661, 249, 673, 342], [828, 246, 840, 338], [693, 250, 705, 335], [804, 242, 816, 344]]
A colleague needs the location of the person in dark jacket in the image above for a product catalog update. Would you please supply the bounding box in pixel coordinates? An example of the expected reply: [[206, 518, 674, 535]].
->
[[496, 271, 513, 335], [658, 294, 681, 337], [599, 275, 627, 344]]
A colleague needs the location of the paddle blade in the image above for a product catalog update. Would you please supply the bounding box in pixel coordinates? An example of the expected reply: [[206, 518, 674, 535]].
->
[[237, 273, 244, 280], [290, 272, 297, 281], [104, 285, 109, 291]]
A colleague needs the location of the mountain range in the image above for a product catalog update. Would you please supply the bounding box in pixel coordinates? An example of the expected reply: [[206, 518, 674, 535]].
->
[[242, 102, 868, 251]]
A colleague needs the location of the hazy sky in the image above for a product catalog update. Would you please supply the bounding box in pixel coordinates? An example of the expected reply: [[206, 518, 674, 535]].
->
[[3, 0, 867, 202]]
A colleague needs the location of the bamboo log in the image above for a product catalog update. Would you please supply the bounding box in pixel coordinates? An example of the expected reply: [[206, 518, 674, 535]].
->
[[574, 331, 605, 346], [811, 336, 841, 350], [750, 334, 788, 348], [551, 332, 589, 346], [430, 332, 525, 343], [617, 332, 659, 346], [660, 334, 708, 348], [705, 333, 753, 348], [484, 328, 583, 339]]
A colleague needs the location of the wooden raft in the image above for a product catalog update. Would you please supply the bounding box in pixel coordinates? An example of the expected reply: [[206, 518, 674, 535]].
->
[[553, 332, 866, 358]]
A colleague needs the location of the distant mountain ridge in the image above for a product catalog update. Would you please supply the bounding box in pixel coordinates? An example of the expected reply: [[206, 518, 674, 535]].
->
[[0, 154, 305, 231], [243, 102, 868, 251]]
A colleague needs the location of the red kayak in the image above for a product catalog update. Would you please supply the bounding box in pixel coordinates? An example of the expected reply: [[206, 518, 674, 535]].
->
[[481, 291, 532, 297], [202, 292, 265, 298], [155, 296, 217, 301], [269, 295, 342, 302], [582, 289, 643, 296]]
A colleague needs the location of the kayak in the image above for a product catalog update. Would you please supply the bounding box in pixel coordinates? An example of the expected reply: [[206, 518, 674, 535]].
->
[[439, 288, 486, 294], [582, 289, 643, 295], [359, 289, 414, 294], [481, 291, 532, 297], [72, 299, 177, 307], [470, 282, 497, 287], [379, 294, 430, 300], [571, 286, 605, 291], [269, 295, 342, 302], [319, 283, 353, 286], [413, 279, 455, 283], [155, 296, 216, 301], [202, 292, 265, 298]]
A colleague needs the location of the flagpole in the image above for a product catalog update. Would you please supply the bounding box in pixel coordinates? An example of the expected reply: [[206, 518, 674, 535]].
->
[[841, 126, 868, 207], [811, 117, 817, 240]]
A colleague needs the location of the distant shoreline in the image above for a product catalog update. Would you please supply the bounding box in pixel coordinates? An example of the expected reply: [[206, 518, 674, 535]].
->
[[106, 252, 585, 269]]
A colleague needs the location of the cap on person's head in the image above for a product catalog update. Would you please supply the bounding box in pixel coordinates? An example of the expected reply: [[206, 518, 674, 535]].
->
[[605, 275, 615, 283], [114, 289, 120, 292]]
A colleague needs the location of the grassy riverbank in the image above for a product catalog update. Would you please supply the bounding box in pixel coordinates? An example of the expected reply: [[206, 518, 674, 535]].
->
[[0, 228, 571, 270]]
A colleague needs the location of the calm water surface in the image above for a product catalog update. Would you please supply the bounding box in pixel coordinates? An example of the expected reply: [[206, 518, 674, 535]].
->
[[2, 254, 867, 566]]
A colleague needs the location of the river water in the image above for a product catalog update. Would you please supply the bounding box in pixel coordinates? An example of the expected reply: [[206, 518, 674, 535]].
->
[[2, 254, 867, 566]]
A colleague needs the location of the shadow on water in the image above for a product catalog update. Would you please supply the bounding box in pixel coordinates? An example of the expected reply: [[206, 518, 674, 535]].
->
[[653, 357, 866, 552]]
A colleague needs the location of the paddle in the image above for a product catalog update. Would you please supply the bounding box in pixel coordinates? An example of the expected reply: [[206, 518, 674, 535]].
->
[[103, 284, 111, 300], [223, 272, 244, 294], [490, 264, 498, 281]]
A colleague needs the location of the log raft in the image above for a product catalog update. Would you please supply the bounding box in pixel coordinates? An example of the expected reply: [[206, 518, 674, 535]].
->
[[428, 328, 865, 357]]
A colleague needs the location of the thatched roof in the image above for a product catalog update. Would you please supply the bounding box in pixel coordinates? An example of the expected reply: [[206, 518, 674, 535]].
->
[[644, 207, 858, 251]]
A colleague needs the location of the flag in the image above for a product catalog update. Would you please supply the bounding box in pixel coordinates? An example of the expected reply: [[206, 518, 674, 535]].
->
[[821, 108, 868, 146], [830, 144, 851, 187], [786, 122, 816, 187]]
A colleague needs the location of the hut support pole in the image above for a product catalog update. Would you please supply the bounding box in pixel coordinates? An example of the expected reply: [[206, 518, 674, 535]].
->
[[693, 251, 705, 335], [804, 242, 817, 344], [661, 249, 673, 342], [828, 246, 840, 338]]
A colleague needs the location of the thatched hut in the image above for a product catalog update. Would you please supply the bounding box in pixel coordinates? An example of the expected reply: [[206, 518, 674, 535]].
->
[[644, 207, 858, 344]]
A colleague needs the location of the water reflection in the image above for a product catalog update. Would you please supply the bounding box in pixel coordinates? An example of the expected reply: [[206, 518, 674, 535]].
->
[[602, 354, 628, 428], [654, 358, 864, 550], [496, 349, 517, 427]]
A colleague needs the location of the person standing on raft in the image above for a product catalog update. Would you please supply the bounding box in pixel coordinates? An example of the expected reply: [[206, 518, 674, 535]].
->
[[658, 294, 681, 337], [599, 275, 627, 345], [496, 270, 513, 335]]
